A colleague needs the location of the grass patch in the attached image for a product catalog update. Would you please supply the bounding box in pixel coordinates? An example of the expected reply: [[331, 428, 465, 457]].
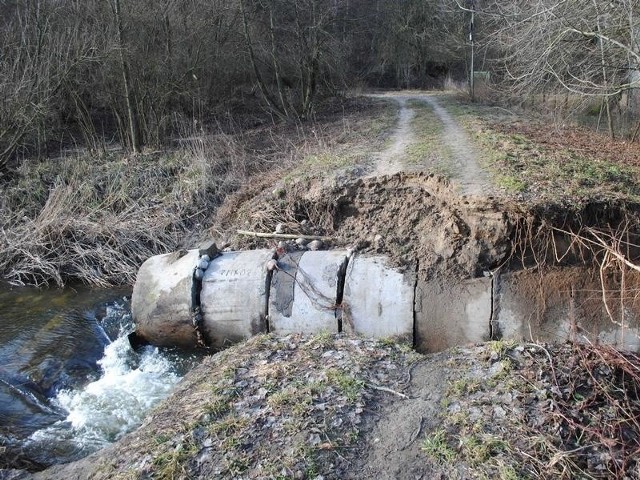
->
[[496, 175, 526, 193], [152, 438, 198, 480], [460, 434, 510, 467], [0, 138, 257, 287], [326, 368, 365, 402], [421, 428, 457, 464], [437, 93, 640, 201], [431, 342, 640, 479], [105, 333, 399, 480], [404, 100, 455, 176], [283, 99, 397, 182]]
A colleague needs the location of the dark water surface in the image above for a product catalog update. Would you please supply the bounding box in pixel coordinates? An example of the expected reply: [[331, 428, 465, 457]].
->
[[0, 282, 197, 471]]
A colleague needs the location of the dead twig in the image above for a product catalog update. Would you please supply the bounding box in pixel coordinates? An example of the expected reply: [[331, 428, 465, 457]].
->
[[365, 383, 409, 399], [237, 230, 332, 241]]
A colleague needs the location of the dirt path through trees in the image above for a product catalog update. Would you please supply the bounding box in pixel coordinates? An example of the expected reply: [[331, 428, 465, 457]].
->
[[370, 92, 491, 196]]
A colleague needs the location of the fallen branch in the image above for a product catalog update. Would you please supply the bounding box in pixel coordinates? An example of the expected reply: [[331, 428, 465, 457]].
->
[[366, 383, 409, 399], [236, 229, 333, 241]]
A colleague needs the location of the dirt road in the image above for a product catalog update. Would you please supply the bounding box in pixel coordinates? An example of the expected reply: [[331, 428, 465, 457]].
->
[[369, 92, 491, 196]]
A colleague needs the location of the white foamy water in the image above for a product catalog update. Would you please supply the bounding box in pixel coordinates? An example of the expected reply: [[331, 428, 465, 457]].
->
[[29, 333, 182, 452]]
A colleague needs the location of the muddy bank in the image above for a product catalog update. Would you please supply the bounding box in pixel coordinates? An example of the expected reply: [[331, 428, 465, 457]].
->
[[26, 336, 640, 480], [223, 172, 640, 277], [221, 173, 513, 279]]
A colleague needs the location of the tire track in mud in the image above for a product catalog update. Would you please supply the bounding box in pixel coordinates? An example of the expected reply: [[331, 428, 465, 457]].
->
[[372, 97, 415, 176], [420, 95, 490, 196], [369, 92, 491, 196]]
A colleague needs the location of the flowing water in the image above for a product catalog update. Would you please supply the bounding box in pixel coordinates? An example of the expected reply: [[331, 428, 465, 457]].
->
[[0, 283, 199, 471]]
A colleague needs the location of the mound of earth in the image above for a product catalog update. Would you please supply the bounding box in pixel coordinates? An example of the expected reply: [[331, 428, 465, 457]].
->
[[27, 335, 640, 479], [217, 173, 515, 279]]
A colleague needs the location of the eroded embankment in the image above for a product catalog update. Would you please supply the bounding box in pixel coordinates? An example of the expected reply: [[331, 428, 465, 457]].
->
[[21, 174, 640, 480], [223, 173, 512, 278], [219, 172, 640, 351]]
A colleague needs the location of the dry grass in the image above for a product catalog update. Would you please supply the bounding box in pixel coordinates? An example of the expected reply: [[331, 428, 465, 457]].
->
[[430, 342, 640, 479], [0, 130, 261, 287], [1, 151, 225, 287], [0, 98, 391, 287]]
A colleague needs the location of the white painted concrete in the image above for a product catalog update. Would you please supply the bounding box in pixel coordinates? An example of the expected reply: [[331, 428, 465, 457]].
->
[[342, 255, 414, 342], [200, 250, 275, 349], [131, 249, 200, 348]]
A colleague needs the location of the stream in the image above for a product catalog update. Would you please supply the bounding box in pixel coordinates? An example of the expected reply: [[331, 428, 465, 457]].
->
[[0, 283, 200, 471]]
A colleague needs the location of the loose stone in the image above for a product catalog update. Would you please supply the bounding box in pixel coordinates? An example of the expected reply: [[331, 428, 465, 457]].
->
[[308, 240, 323, 251]]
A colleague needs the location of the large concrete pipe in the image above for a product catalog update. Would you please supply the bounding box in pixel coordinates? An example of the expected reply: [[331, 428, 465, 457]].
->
[[269, 250, 349, 335], [131, 247, 640, 353], [200, 250, 275, 349], [493, 268, 640, 348], [131, 248, 417, 349], [132, 248, 276, 349], [132, 249, 200, 349], [342, 255, 414, 342]]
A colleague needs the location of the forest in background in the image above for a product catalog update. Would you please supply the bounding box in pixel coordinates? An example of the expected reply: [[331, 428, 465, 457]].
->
[[2, 0, 640, 169]]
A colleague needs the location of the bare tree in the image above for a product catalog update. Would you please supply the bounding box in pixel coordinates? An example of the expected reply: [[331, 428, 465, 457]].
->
[[239, 0, 349, 119], [112, 0, 141, 152], [476, 0, 640, 137]]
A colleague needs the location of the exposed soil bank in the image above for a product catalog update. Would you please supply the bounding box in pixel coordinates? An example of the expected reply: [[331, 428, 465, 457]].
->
[[215, 172, 640, 351], [222, 173, 511, 279], [222, 172, 640, 278]]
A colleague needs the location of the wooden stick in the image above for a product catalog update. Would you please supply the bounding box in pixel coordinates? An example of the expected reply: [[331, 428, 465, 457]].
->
[[236, 230, 332, 242], [366, 383, 409, 399]]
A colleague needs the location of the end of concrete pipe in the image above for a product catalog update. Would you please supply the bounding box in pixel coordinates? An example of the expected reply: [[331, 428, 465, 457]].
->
[[131, 249, 200, 349]]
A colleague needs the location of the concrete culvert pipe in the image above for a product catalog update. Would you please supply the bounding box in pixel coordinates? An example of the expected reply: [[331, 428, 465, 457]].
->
[[132, 246, 640, 353], [132, 249, 276, 350], [131, 248, 419, 350], [200, 250, 276, 349], [131, 249, 201, 349], [269, 250, 349, 335], [342, 255, 415, 343]]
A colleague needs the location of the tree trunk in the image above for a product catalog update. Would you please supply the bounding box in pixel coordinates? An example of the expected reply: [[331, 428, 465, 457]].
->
[[113, 0, 141, 153], [269, 6, 290, 118], [595, 0, 615, 139], [628, 4, 640, 131], [239, 0, 287, 120]]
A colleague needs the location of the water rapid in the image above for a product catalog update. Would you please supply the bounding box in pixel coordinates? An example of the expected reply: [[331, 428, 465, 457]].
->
[[0, 287, 198, 471]]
